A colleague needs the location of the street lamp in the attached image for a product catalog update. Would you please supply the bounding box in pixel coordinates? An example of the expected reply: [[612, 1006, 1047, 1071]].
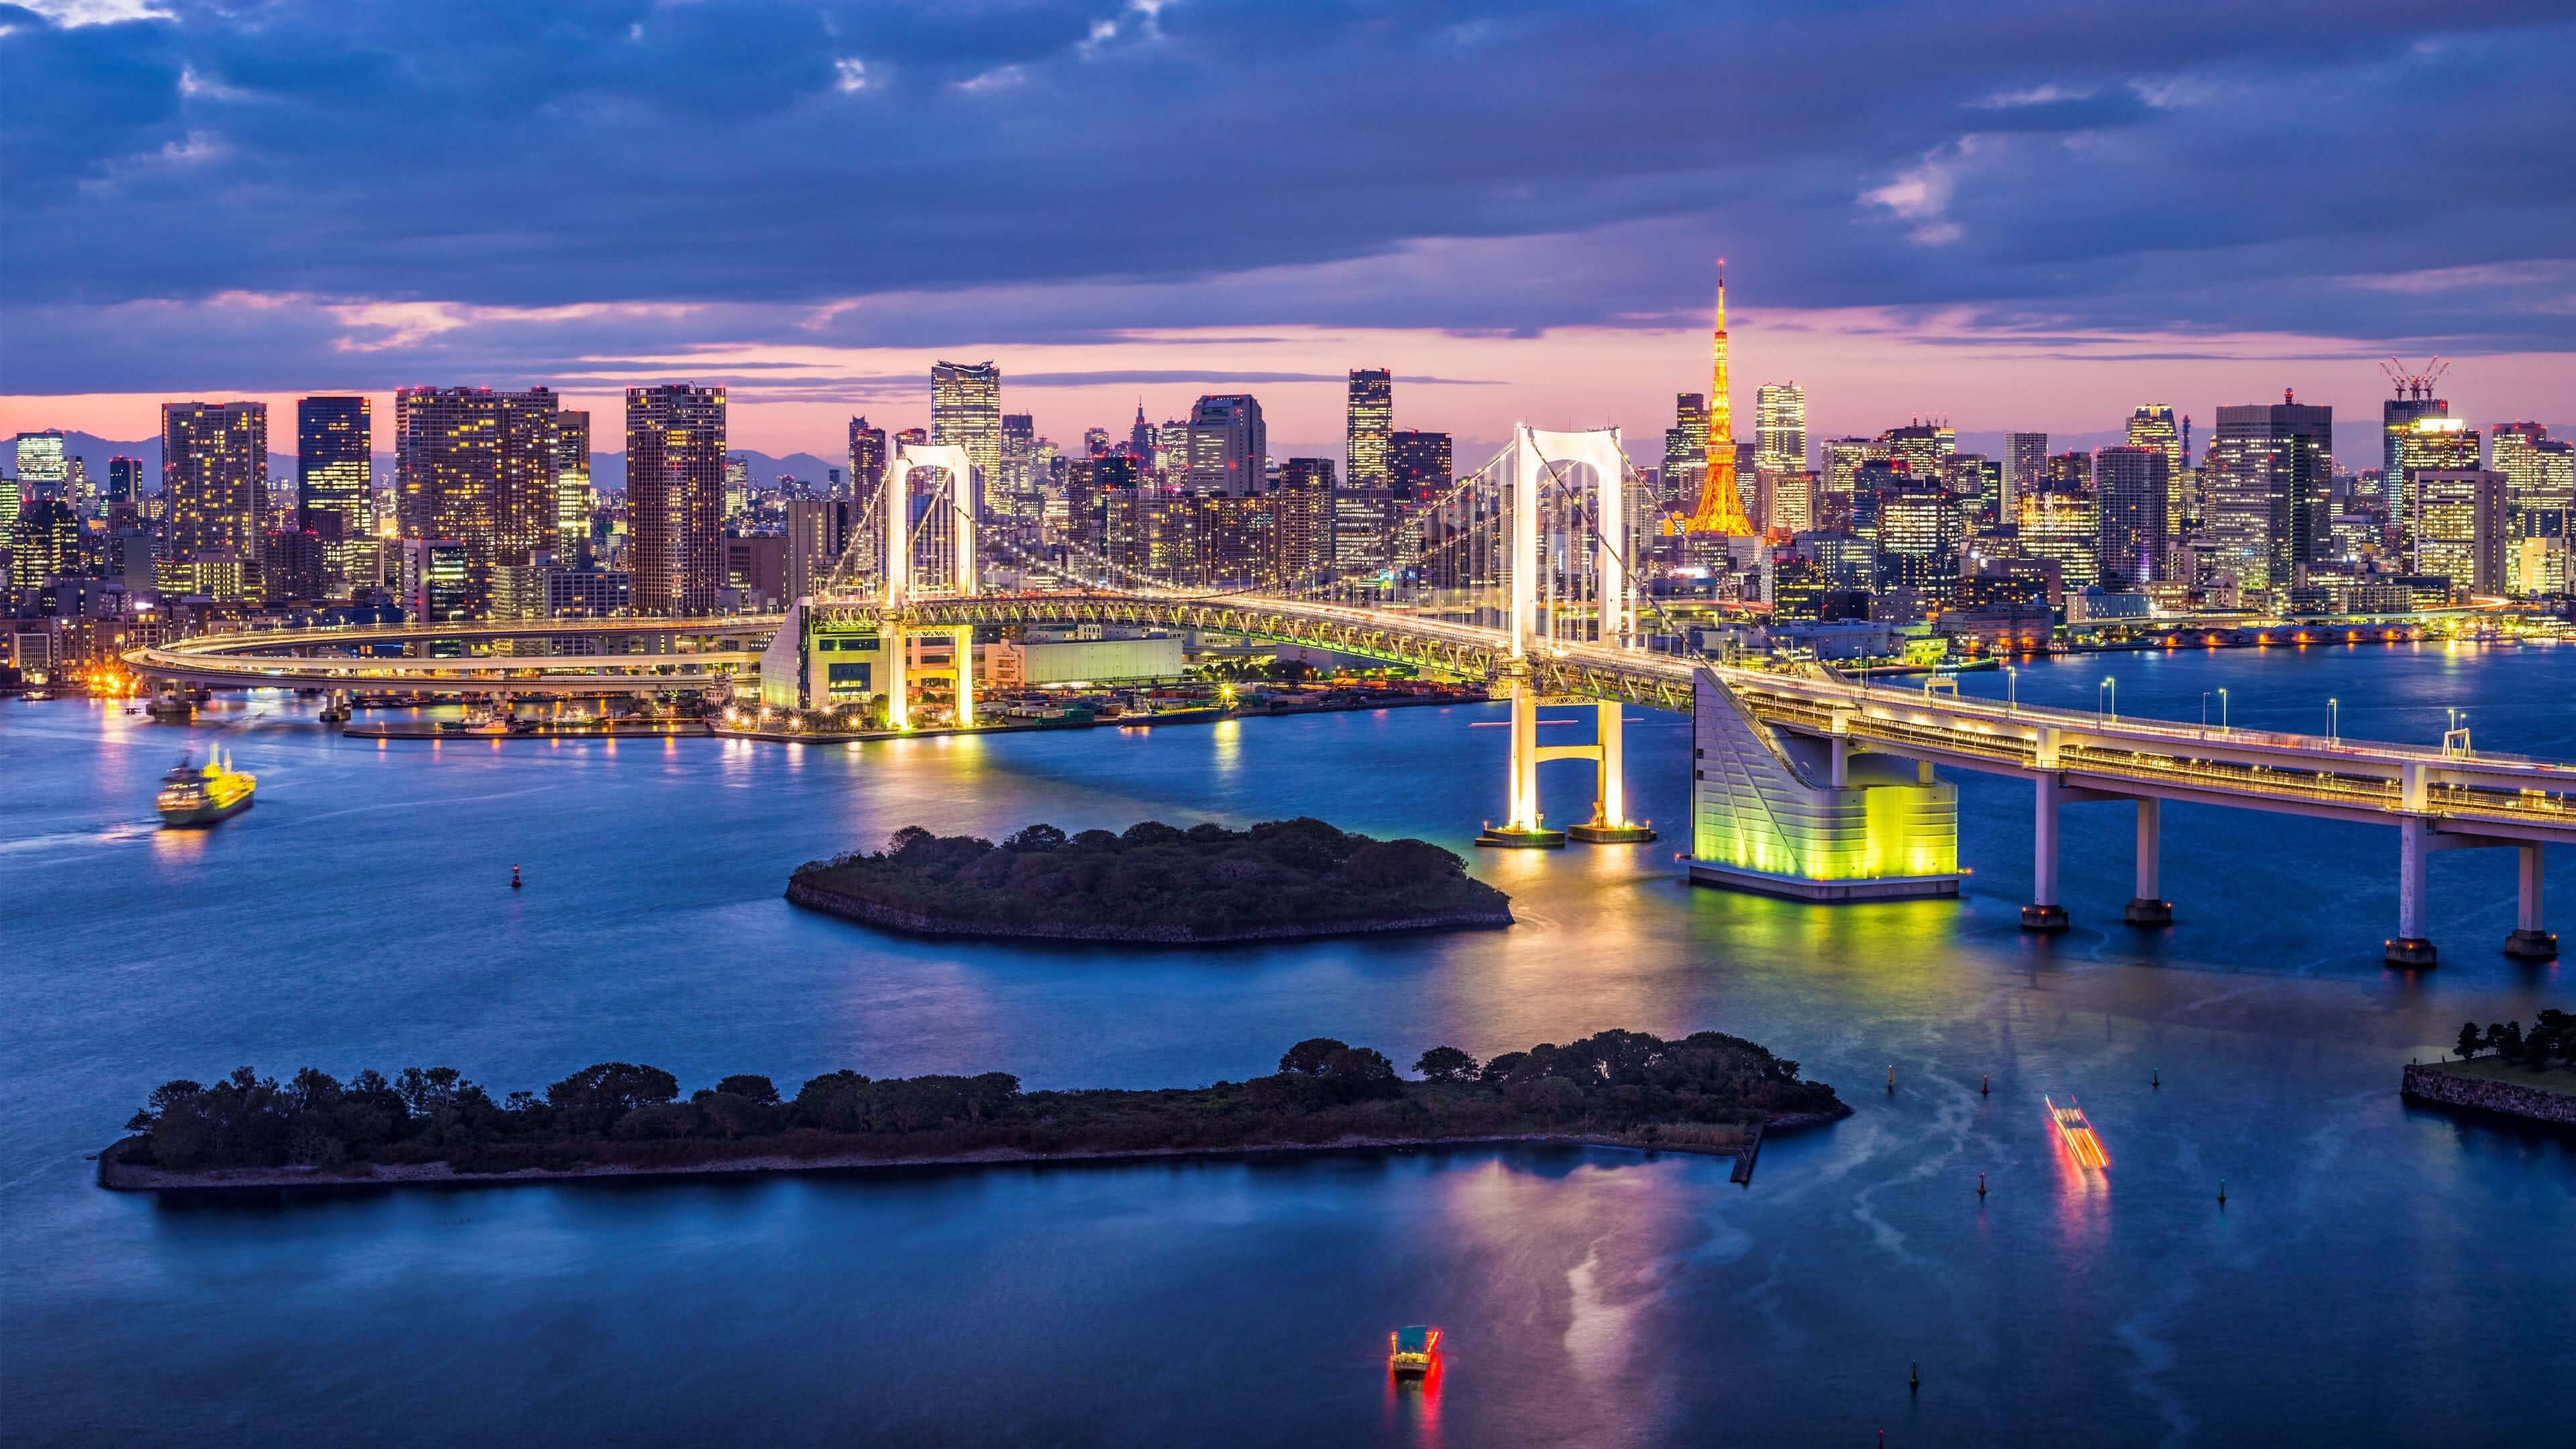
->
[[2006, 665, 2019, 713], [2099, 677, 2116, 723], [2218, 687, 2229, 733], [2329, 696, 2339, 743]]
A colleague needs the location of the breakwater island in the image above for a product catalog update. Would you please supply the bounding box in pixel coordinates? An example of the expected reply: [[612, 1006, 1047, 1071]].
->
[[99, 1029, 1849, 1193], [785, 817, 1514, 943], [2402, 1008, 2576, 1128]]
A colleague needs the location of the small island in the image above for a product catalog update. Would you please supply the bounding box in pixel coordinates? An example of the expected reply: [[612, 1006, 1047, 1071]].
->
[[785, 817, 1513, 943], [2402, 1009, 2576, 1128], [98, 1028, 1849, 1192]]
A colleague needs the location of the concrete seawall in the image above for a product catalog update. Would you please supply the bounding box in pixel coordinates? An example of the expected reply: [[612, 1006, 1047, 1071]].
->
[[784, 878, 1513, 944], [2401, 1064, 2576, 1127]]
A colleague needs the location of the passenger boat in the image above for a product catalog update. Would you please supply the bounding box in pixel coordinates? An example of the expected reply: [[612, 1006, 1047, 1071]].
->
[[2045, 1095, 2109, 1169], [156, 748, 256, 827], [1388, 1325, 1442, 1378]]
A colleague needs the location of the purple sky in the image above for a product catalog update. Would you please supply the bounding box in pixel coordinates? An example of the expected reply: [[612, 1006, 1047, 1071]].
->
[[4, 0, 2572, 461]]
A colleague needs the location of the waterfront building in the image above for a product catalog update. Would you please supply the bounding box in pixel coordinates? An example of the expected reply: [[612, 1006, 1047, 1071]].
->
[[930, 361, 1002, 512], [162, 401, 268, 600], [393, 386, 564, 619], [1186, 394, 1266, 496], [2383, 388, 2449, 513], [2394, 417, 2479, 523], [555, 410, 591, 564], [2487, 425, 2570, 592], [2208, 396, 2332, 596], [296, 396, 372, 592], [1756, 383, 1807, 475], [1387, 431, 1452, 501], [626, 383, 728, 616], [2410, 468, 2508, 598], [2094, 445, 2170, 586], [1346, 369, 1392, 490]]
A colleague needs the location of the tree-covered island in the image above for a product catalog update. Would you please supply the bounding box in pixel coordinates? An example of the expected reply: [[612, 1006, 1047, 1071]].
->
[[785, 817, 1513, 943], [99, 1029, 1850, 1191]]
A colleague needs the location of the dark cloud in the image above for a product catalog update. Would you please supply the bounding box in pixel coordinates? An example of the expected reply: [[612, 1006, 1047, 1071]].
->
[[3, 0, 2574, 390]]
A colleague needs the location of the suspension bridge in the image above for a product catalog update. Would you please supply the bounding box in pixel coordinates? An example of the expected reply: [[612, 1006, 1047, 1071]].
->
[[128, 427, 2573, 965]]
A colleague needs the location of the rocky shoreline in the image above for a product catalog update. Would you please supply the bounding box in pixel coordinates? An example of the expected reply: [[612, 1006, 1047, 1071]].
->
[[99, 1110, 1848, 1194], [2401, 1063, 2576, 1128], [783, 877, 1513, 944]]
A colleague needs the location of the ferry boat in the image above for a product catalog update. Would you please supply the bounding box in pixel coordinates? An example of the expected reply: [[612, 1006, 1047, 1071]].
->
[[2045, 1095, 2110, 1169], [156, 749, 256, 827], [1388, 1325, 1442, 1378]]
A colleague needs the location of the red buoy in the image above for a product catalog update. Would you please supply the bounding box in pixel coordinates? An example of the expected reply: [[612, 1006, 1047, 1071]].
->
[[511, 864, 523, 890]]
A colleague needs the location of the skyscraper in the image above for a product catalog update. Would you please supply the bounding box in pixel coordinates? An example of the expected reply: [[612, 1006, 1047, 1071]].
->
[[2002, 432, 2047, 521], [848, 417, 887, 503], [394, 386, 563, 618], [787, 497, 853, 602], [1663, 394, 1707, 515], [2410, 469, 2508, 596], [2126, 405, 2183, 529], [1684, 270, 1754, 535], [106, 455, 144, 508], [2394, 417, 2479, 520], [13, 431, 68, 498], [1755, 383, 1807, 474], [930, 360, 1002, 506], [2209, 394, 2332, 594], [297, 395, 372, 589], [2383, 384, 2448, 513], [626, 384, 727, 616], [1004, 412, 1040, 521], [1387, 431, 1452, 500], [1346, 369, 1392, 490], [555, 410, 592, 562], [2094, 445, 2171, 586], [1187, 394, 1265, 496], [162, 401, 268, 597]]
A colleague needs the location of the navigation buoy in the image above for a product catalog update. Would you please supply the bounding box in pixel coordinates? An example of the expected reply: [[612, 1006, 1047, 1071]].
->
[[1978, 1171, 1987, 1199], [1981, 1073, 1989, 1097], [1886, 1063, 1895, 1094], [511, 864, 523, 890], [2218, 1180, 2226, 1205], [1909, 1362, 1921, 1393], [2152, 1067, 2160, 1089]]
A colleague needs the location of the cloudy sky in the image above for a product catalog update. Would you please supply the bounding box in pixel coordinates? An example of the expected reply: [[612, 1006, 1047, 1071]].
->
[[3, 0, 2572, 462]]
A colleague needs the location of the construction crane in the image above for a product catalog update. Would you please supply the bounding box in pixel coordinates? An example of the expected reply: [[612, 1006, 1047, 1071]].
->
[[2380, 356, 2449, 402]]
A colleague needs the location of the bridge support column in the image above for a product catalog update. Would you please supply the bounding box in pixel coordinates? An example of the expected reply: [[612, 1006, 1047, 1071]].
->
[[1569, 698, 1654, 844], [2506, 843, 2559, 961], [2385, 816, 2437, 967], [953, 626, 976, 730], [2124, 798, 2173, 925], [2021, 775, 2068, 932], [1478, 676, 1563, 848], [883, 624, 910, 731]]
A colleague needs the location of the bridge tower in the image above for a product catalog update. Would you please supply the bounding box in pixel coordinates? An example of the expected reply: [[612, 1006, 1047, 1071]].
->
[[1476, 425, 1655, 849], [877, 442, 980, 731]]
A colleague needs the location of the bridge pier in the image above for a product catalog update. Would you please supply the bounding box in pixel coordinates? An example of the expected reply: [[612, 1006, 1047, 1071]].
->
[[2125, 798, 2173, 925], [883, 623, 910, 730], [1568, 699, 1655, 844], [1478, 675, 1564, 848], [2021, 775, 2069, 932], [2506, 843, 2559, 961], [953, 625, 976, 729], [2386, 816, 2438, 967]]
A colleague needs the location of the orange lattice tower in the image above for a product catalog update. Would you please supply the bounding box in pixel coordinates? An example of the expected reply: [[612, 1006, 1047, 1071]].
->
[[1684, 266, 1755, 535]]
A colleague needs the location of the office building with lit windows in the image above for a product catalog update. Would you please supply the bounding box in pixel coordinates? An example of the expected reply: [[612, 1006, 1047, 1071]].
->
[[1346, 369, 1392, 490], [296, 395, 372, 590], [2410, 468, 2508, 597], [1187, 394, 1266, 497], [930, 361, 1002, 510], [393, 386, 564, 619], [626, 384, 729, 616], [555, 410, 591, 564], [1387, 431, 1452, 500], [162, 401, 268, 600], [2094, 445, 2170, 586], [2208, 398, 2332, 594], [1755, 384, 1807, 474]]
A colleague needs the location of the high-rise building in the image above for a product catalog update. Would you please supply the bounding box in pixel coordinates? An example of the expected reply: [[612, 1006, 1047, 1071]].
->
[[2017, 488, 2100, 590], [1684, 272, 1755, 535], [11, 498, 80, 583], [1003, 413, 1039, 521], [2126, 405, 2183, 529], [2383, 386, 2449, 513], [1387, 431, 1452, 500], [162, 401, 268, 598], [2410, 469, 2508, 597], [1345, 368, 1393, 490], [1876, 484, 1964, 597], [2093, 445, 2171, 586], [296, 396, 372, 590], [626, 384, 727, 616], [1186, 394, 1266, 496], [555, 410, 591, 564], [1663, 394, 1707, 515], [848, 417, 887, 504], [2002, 432, 2047, 522], [1876, 421, 1955, 479], [393, 387, 563, 618], [930, 360, 1002, 506], [2394, 417, 2479, 519], [1755, 383, 1807, 475], [13, 430, 68, 500], [2209, 395, 2333, 594]]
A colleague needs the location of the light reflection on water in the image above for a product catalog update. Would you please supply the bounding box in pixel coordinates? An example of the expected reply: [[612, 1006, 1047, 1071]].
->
[[3, 647, 2575, 1446]]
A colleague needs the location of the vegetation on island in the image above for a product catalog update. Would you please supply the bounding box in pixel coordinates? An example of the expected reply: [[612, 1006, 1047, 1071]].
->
[[106, 1028, 1847, 1184], [2451, 1010, 2575, 1071], [786, 817, 1513, 941]]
